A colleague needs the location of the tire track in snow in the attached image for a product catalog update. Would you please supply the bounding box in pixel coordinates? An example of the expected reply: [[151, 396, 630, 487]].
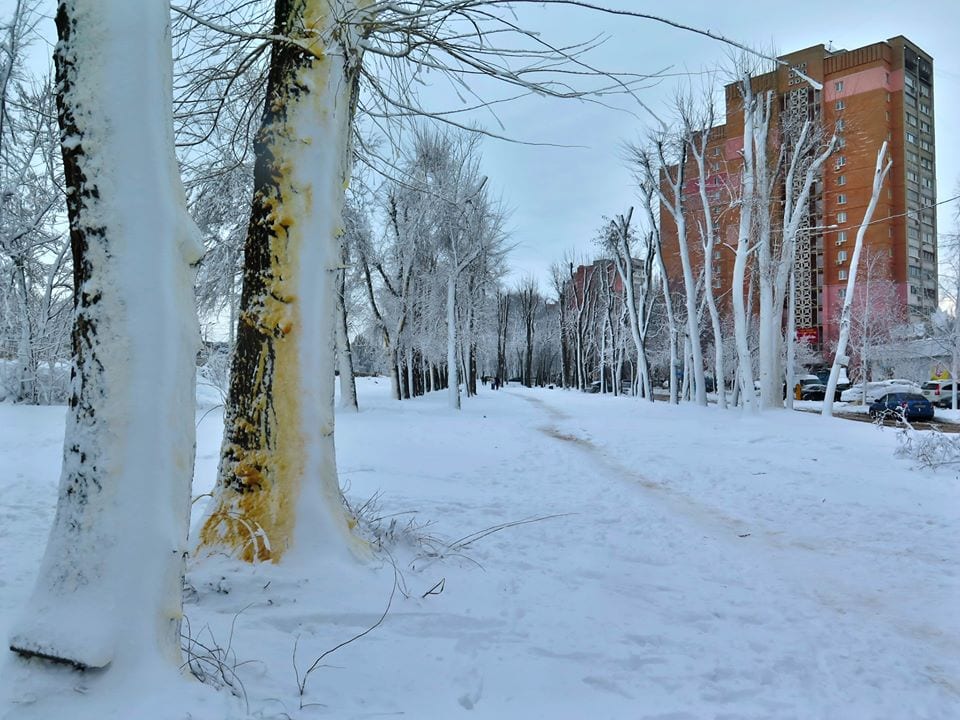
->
[[515, 393, 754, 543]]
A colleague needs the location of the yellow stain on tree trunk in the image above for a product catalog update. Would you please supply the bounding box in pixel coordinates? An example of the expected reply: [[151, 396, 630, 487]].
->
[[198, 174, 309, 562], [198, 1, 367, 563]]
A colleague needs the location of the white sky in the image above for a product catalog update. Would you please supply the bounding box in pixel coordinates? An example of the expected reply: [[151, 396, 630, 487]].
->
[[5, 0, 959, 295]]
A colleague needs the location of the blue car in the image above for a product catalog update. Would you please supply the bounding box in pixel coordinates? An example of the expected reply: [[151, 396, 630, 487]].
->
[[868, 392, 934, 422]]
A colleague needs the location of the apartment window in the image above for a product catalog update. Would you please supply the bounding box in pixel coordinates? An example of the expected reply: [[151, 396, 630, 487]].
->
[[835, 99, 845, 111], [907, 113, 917, 126], [838, 287, 846, 298], [906, 132, 918, 144], [838, 270, 848, 281], [837, 193, 847, 205], [886, 92, 891, 102], [838, 250, 848, 263], [921, 157, 933, 170], [920, 139, 931, 151], [923, 250, 936, 262], [834, 80, 844, 92], [909, 266, 921, 278], [711, 147, 721, 157], [837, 230, 847, 243], [836, 155, 846, 168], [836, 118, 846, 131], [909, 189, 919, 202], [907, 170, 919, 182], [921, 120, 931, 133], [920, 85, 930, 98], [922, 176, 934, 189], [910, 285, 919, 296], [710, 162, 721, 172], [837, 174, 846, 186], [837, 211, 847, 223], [837, 137, 846, 148], [920, 103, 931, 115]]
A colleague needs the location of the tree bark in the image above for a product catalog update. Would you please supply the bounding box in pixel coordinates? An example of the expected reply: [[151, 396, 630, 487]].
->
[[11, 0, 201, 669], [197, 0, 368, 562]]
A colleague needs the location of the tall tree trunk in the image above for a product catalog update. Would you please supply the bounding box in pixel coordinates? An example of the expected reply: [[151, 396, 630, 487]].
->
[[197, 0, 369, 562], [11, 0, 201, 669], [12, 260, 37, 403], [405, 345, 414, 399], [732, 80, 758, 411], [335, 261, 358, 411], [447, 273, 460, 409]]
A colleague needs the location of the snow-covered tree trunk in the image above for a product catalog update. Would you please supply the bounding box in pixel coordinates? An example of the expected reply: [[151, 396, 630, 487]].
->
[[639, 187, 677, 403], [12, 264, 37, 403], [336, 243, 358, 411], [197, 0, 369, 562], [777, 124, 837, 408], [446, 273, 460, 409], [655, 140, 707, 405], [549, 266, 569, 389], [609, 210, 653, 403], [750, 91, 781, 410], [10, 0, 202, 669], [953, 256, 960, 410], [688, 128, 727, 409], [859, 278, 872, 405], [732, 80, 758, 411], [823, 143, 892, 417]]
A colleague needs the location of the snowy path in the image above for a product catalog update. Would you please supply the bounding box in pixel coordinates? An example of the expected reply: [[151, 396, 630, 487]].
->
[[332, 385, 958, 718], [505, 390, 959, 718], [1, 382, 957, 719]]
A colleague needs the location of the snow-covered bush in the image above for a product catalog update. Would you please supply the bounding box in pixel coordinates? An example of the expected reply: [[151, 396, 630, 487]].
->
[[895, 426, 960, 469]]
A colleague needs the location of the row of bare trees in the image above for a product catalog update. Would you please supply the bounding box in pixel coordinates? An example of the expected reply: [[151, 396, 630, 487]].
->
[[541, 62, 904, 410]]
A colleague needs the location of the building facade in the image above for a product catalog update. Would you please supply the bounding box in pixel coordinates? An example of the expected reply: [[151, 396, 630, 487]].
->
[[661, 36, 937, 356]]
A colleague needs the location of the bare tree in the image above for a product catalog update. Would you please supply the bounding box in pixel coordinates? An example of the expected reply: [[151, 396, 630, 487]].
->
[[823, 142, 892, 417], [836, 249, 906, 402], [516, 275, 540, 387]]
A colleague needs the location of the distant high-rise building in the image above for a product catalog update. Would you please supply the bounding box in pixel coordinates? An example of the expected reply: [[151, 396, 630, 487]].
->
[[661, 36, 937, 355]]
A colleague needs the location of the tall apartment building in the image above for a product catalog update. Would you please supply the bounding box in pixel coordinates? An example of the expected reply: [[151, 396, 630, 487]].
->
[[661, 36, 937, 355]]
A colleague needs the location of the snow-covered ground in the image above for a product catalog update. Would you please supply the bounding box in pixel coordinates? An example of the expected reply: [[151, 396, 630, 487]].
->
[[1, 378, 958, 719]]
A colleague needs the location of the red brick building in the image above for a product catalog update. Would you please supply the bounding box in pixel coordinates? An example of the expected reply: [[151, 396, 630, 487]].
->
[[661, 37, 937, 354]]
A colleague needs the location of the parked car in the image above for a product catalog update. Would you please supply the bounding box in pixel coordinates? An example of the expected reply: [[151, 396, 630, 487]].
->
[[812, 368, 851, 391], [799, 383, 843, 401], [868, 392, 935, 422], [841, 380, 919, 404], [921, 380, 959, 408], [881, 378, 922, 393]]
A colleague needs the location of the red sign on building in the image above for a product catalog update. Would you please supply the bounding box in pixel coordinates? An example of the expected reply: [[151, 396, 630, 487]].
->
[[796, 327, 819, 344]]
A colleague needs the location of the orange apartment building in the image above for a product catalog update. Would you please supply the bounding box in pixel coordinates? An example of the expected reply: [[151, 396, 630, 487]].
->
[[661, 36, 938, 355]]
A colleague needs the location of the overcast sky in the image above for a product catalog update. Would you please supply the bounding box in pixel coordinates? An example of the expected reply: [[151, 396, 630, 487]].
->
[[4, 0, 958, 296], [429, 0, 960, 291]]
